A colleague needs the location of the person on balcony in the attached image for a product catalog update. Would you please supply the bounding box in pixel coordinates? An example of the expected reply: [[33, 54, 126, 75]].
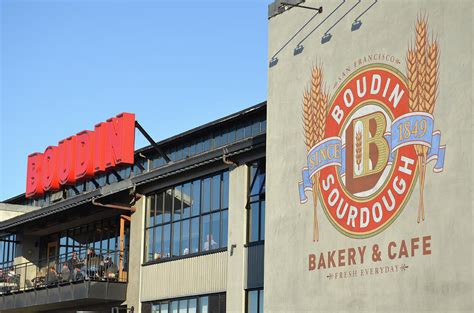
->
[[45, 266, 58, 285], [84, 248, 103, 279], [60, 263, 71, 282], [103, 256, 118, 281], [67, 251, 83, 281]]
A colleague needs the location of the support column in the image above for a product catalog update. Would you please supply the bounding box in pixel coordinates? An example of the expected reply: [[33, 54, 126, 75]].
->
[[226, 164, 248, 313], [124, 195, 145, 312]]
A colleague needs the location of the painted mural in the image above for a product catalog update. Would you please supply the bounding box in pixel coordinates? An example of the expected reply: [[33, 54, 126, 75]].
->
[[298, 16, 446, 241]]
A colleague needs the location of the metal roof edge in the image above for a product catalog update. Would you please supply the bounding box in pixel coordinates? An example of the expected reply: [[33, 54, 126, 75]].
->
[[0, 189, 102, 231], [0, 133, 266, 231], [134, 100, 266, 154]]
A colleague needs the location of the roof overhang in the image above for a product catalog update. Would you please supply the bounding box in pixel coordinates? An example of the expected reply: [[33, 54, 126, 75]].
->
[[0, 133, 266, 233]]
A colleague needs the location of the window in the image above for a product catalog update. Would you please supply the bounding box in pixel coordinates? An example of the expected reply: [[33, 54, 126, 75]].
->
[[38, 216, 125, 272], [148, 293, 225, 313], [246, 289, 264, 313], [134, 157, 147, 175], [145, 171, 229, 262], [247, 161, 265, 243], [0, 234, 16, 270]]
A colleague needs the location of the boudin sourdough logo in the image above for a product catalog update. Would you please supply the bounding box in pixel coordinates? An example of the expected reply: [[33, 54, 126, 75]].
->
[[299, 17, 445, 241]]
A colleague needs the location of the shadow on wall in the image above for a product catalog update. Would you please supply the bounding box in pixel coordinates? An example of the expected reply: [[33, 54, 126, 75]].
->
[[269, 0, 379, 67]]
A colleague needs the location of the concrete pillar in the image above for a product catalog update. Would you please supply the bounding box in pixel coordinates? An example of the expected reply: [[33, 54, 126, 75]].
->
[[14, 234, 40, 288], [226, 164, 248, 313], [125, 195, 145, 312]]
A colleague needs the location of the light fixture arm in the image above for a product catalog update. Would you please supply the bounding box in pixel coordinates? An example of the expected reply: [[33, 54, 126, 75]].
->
[[280, 2, 322, 13]]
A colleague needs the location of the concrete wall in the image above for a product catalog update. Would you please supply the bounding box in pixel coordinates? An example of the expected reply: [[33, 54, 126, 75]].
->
[[0, 204, 37, 222], [14, 234, 40, 289], [226, 165, 248, 313], [266, 0, 472, 312], [1, 204, 40, 288], [141, 250, 227, 302], [124, 196, 145, 311]]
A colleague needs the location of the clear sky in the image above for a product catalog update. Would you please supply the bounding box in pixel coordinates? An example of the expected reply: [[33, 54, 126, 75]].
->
[[0, 0, 269, 200]]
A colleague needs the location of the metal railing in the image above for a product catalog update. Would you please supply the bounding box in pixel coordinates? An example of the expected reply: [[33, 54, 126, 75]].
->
[[0, 247, 128, 295]]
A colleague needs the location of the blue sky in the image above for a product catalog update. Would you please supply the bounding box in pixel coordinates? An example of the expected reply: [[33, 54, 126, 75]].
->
[[0, 0, 269, 200]]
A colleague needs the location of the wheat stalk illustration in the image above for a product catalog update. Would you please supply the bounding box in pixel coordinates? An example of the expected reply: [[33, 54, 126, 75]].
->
[[420, 39, 439, 221], [355, 130, 362, 171], [303, 65, 328, 242], [407, 16, 439, 223]]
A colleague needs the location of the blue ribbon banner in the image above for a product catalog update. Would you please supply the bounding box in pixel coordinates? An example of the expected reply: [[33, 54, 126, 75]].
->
[[298, 112, 446, 203]]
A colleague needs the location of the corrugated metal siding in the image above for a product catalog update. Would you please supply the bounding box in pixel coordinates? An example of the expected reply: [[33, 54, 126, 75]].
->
[[246, 244, 264, 289], [140, 251, 227, 302]]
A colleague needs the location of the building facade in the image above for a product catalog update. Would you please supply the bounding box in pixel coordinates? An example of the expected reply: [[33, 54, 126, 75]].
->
[[0, 103, 266, 313], [266, 0, 472, 312], [1, 1, 473, 312]]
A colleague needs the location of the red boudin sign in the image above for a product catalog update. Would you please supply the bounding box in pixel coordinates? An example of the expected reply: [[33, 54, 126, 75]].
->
[[26, 112, 135, 198]]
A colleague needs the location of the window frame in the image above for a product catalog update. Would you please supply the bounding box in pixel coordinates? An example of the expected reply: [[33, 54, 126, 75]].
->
[[245, 288, 264, 313], [144, 170, 229, 265], [246, 160, 266, 245], [146, 292, 226, 313], [0, 234, 17, 270]]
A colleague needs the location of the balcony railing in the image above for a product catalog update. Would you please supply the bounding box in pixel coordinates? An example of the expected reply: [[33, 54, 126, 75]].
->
[[0, 247, 128, 295]]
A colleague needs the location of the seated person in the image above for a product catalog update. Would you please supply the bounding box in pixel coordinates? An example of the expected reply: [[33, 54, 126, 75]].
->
[[67, 251, 83, 281], [6, 267, 20, 290], [32, 271, 46, 287], [45, 266, 58, 285], [103, 257, 118, 280], [7, 267, 16, 279], [60, 263, 71, 282], [85, 248, 103, 279], [203, 235, 218, 251]]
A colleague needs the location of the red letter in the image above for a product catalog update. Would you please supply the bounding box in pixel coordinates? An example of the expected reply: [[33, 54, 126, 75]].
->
[[58, 136, 77, 185], [104, 113, 135, 169], [347, 248, 356, 265], [398, 240, 409, 258], [26, 153, 44, 198], [338, 249, 346, 267], [94, 122, 106, 173], [309, 254, 316, 271], [42, 146, 60, 191], [411, 237, 420, 257], [388, 241, 397, 260], [75, 130, 95, 180], [422, 236, 432, 255]]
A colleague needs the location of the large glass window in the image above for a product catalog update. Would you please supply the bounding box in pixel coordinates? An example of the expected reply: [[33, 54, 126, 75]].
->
[[0, 234, 16, 270], [247, 161, 266, 243], [145, 171, 229, 262], [246, 289, 264, 313], [40, 216, 124, 270], [148, 294, 225, 313]]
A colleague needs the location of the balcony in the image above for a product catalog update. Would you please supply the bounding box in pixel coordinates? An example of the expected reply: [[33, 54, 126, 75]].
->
[[0, 247, 128, 312]]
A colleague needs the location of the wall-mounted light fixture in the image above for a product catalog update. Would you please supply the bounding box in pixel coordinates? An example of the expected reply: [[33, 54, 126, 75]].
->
[[293, 44, 304, 55], [293, 0, 345, 52], [269, 1, 323, 67], [321, 0, 361, 44], [351, 0, 378, 32], [321, 33, 333, 44], [269, 57, 279, 68], [280, 2, 322, 13]]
